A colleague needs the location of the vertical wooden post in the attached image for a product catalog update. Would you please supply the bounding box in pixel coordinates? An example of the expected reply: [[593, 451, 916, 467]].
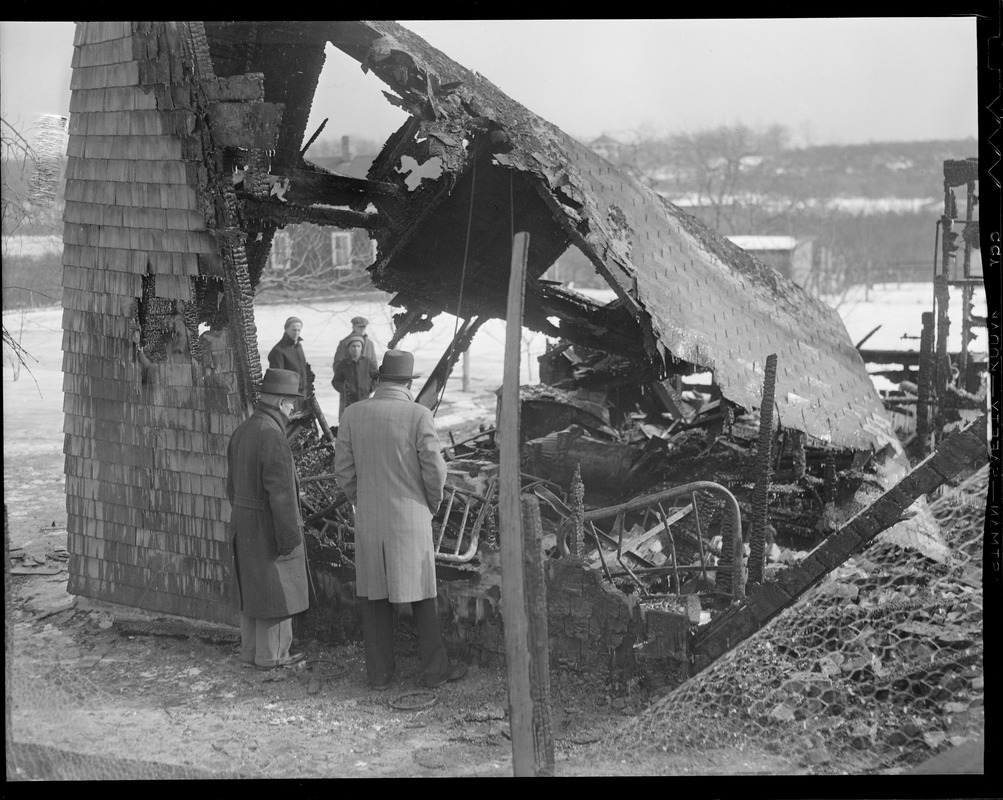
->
[[747, 353, 777, 587], [916, 311, 935, 455], [499, 231, 554, 776]]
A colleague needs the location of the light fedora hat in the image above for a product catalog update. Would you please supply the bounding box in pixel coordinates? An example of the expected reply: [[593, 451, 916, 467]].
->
[[379, 349, 422, 380], [260, 368, 304, 396]]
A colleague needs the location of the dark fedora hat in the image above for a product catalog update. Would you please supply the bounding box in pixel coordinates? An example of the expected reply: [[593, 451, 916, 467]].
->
[[379, 349, 421, 380], [260, 368, 304, 397]]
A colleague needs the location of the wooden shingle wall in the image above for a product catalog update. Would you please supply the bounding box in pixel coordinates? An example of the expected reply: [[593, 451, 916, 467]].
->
[[62, 22, 256, 623]]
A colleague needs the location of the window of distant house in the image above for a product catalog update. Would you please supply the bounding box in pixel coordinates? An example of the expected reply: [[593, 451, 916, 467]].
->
[[270, 231, 292, 271], [331, 231, 352, 271]]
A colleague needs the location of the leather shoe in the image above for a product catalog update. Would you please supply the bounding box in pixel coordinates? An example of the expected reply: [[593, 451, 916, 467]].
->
[[254, 653, 304, 673], [369, 674, 394, 691], [422, 660, 467, 689]]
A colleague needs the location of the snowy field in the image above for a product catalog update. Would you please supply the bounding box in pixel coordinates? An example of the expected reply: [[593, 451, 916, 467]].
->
[[2, 281, 991, 456], [822, 281, 989, 355]]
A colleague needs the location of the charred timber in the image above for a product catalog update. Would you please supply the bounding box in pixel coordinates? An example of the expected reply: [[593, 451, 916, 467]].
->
[[240, 197, 387, 232], [277, 167, 403, 208], [383, 282, 646, 359]]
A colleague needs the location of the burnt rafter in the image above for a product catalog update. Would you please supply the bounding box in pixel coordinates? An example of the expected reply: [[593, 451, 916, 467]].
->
[[240, 196, 387, 232], [281, 167, 402, 208]]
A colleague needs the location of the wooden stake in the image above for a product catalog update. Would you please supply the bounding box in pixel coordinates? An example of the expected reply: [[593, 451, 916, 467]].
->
[[499, 231, 554, 777]]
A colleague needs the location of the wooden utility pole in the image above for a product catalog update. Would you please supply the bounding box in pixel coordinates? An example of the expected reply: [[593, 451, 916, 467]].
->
[[499, 231, 554, 776]]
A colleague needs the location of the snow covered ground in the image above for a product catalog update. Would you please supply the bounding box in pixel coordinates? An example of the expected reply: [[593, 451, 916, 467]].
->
[[822, 281, 988, 355], [2, 280, 991, 454]]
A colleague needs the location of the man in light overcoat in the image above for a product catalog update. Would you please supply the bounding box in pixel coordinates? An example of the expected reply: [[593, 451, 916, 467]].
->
[[334, 350, 467, 690], [226, 368, 309, 670]]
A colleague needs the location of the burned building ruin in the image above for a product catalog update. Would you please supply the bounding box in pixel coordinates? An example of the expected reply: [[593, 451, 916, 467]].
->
[[61, 22, 983, 684]]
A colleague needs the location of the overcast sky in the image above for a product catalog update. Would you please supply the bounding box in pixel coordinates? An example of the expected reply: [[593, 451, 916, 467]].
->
[[0, 18, 981, 147]]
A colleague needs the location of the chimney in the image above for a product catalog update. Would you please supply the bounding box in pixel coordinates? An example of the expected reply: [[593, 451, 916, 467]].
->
[[341, 135, 352, 162]]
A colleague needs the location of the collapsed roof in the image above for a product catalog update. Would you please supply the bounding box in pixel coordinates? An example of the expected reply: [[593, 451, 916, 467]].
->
[[205, 20, 898, 453]]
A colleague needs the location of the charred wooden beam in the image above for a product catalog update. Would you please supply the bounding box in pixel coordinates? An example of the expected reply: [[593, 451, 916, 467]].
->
[[201, 73, 266, 103], [279, 167, 402, 208], [239, 197, 387, 232], [415, 316, 488, 411], [207, 102, 283, 149]]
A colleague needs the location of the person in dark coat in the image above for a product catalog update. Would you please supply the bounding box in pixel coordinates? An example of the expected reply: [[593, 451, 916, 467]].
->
[[268, 317, 314, 413], [332, 316, 378, 418], [334, 350, 467, 690], [226, 368, 310, 670], [331, 334, 379, 411]]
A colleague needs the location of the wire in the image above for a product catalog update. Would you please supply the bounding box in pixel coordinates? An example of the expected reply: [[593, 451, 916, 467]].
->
[[435, 150, 477, 415]]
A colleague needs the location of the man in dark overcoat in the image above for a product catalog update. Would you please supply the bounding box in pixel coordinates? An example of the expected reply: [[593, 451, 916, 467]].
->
[[268, 316, 314, 412], [226, 368, 310, 670], [334, 350, 467, 690]]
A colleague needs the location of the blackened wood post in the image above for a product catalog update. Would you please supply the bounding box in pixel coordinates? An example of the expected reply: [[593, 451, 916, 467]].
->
[[499, 231, 554, 776], [521, 494, 555, 774], [747, 353, 778, 586], [569, 464, 585, 556], [915, 311, 935, 455]]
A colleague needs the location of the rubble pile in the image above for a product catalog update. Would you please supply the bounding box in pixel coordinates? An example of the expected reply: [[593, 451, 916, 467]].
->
[[286, 423, 352, 570], [289, 337, 894, 635]]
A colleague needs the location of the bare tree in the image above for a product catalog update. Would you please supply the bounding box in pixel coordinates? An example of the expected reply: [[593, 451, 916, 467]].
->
[[2, 116, 39, 377], [2, 116, 36, 239]]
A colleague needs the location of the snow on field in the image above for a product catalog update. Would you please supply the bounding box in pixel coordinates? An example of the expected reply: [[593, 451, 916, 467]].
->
[[1, 235, 63, 259], [823, 281, 989, 355], [2, 281, 991, 454], [253, 293, 553, 429]]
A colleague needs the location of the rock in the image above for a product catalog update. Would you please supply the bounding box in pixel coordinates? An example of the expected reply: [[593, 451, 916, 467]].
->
[[25, 596, 77, 618], [887, 729, 909, 746]]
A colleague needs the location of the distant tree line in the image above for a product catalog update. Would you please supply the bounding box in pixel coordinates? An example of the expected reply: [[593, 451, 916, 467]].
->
[[598, 124, 974, 293]]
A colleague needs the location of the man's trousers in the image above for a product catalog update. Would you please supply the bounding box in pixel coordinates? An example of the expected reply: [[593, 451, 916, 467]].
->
[[360, 597, 450, 685], [239, 610, 294, 667]]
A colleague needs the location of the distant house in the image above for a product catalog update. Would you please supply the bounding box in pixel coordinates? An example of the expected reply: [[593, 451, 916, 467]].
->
[[724, 235, 838, 292], [588, 134, 625, 163], [263, 137, 378, 293]]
